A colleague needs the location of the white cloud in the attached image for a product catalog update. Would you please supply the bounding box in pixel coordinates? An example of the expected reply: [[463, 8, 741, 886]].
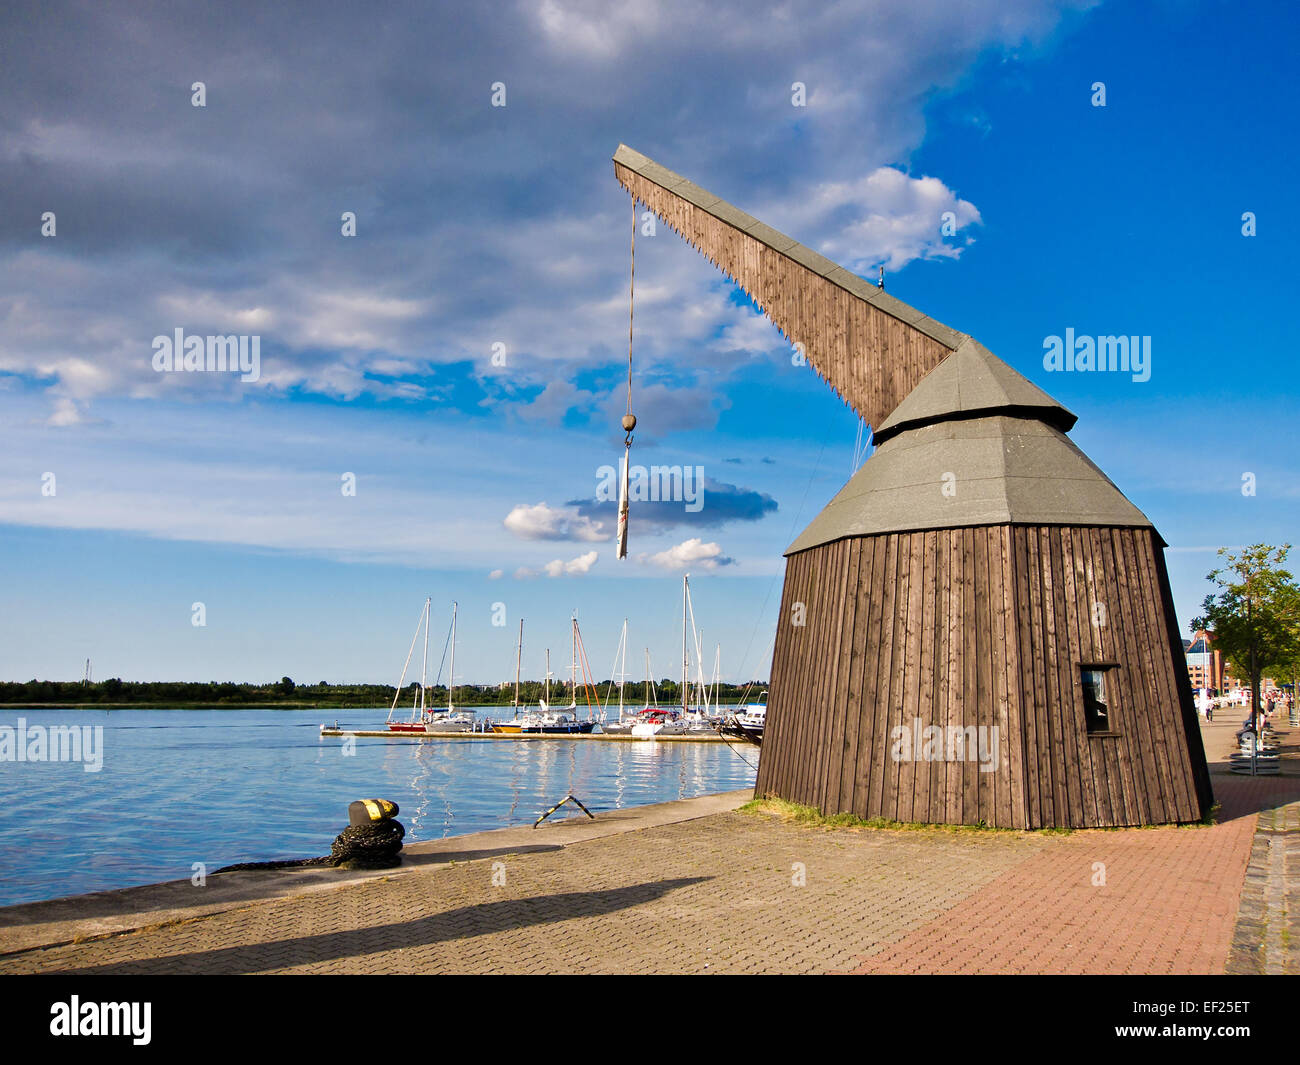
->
[[516, 380, 597, 423], [643, 537, 734, 571], [531, 0, 666, 60], [760, 168, 982, 274], [514, 550, 600, 578], [503, 501, 608, 542], [0, 0, 1099, 420], [45, 397, 87, 427], [488, 568, 504, 579], [544, 550, 599, 576]]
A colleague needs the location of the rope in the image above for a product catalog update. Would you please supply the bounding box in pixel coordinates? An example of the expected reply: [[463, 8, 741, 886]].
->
[[215, 819, 406, 872], [626, 196, 635, 426], [715, 726, 759, 770], [616, 195, 637, 561], [852, 419, 874, 474]]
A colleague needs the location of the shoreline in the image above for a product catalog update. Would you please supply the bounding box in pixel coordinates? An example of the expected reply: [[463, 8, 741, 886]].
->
[[0, 703, 396, 710], [0, 702, 759, 711]]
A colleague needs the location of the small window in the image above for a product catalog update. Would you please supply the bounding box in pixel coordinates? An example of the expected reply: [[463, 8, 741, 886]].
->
[[1080, 666, 1115, 735]]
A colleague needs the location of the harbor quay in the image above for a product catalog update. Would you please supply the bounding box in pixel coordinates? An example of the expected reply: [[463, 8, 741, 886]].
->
[[0, 718, 1294, 976]]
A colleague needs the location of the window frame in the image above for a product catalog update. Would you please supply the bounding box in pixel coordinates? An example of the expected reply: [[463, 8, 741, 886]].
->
[[1078, 661, 1121, 737]]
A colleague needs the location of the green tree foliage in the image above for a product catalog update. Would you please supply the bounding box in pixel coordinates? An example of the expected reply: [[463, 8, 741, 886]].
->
[[1193, 543, 1300, 729], [0, 676, 769, 708]]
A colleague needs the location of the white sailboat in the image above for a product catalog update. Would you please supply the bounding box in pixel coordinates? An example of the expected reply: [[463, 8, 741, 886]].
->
[[607, 576, 719, 737], [386, 600, 475, 734], [603, 645, 675, 735], [493, 617, 597, 733], [676, 573, 723, 734], [599, 620, 641, 735], [491, 619, 532, 733]]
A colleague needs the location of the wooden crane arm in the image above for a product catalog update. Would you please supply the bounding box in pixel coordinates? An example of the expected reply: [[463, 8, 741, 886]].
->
[[613, 144, 966, 429]]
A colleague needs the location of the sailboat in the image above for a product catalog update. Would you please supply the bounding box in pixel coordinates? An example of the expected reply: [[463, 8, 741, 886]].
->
[[493, 618, 597, 734], [674, 574, 724, 734], [490, 619, 532, 734], [598, 620, 639, 735], [386, 599, 476, 734], [602, 633, 678, 735]]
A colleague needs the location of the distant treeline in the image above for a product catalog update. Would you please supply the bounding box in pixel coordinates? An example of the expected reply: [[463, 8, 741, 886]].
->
[[0, 677, 769, 708]]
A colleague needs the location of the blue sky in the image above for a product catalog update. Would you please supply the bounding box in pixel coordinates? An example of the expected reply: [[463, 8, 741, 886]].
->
[[1, 0, 1295, 686]]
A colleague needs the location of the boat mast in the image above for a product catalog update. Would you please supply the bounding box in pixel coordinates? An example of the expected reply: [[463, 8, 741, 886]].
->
[[681, 574, 689, 713], [419, 597, 430, 717], [570, 617, 577, 707], [712, 643, 721, 710], [448, 600, 458, 712], [619, 618, 628, 722], [698, 628, 704, 709], [388, 597, 427, 722], [684, 580, 709, 713], [545, 648, 551, 705], [514, 618, 523, 709]]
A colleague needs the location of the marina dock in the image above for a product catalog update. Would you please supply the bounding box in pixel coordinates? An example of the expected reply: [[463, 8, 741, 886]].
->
[[320, 727, 736, 743]]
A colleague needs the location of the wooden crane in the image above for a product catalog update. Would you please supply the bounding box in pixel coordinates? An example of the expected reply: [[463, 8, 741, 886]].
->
[[612, 143, 1212, 829]]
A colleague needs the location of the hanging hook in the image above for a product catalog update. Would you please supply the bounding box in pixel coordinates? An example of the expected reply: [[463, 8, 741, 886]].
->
[[617, 195, 637, 560]]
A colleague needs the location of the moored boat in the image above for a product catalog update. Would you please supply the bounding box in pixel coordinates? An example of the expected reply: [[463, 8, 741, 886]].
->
[[493, 617, 599, 734], [385, 599, 475, 735], [677, 574, 725, 733], [722, 690, 766, 745]]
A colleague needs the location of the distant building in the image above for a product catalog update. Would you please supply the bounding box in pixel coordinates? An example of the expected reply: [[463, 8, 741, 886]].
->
[[1184, 632, 1280, 698], [1183, 630, 1226, 692]]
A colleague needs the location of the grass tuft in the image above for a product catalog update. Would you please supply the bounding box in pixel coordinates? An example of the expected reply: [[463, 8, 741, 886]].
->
[[741, 796, 1217, 833], [740, 797, 1038, 834]]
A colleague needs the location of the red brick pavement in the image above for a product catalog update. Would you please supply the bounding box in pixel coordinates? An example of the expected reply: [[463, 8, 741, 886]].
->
[[849, 769, 1300, 975]]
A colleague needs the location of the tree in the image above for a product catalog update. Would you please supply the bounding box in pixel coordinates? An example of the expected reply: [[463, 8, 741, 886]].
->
[[1271, 642, 1300, 722], [1193, 544, 1300, 732], [278, 676, 296, 696]]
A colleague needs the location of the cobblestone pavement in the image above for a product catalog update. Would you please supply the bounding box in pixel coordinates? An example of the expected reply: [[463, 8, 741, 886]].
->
[[1226, 802, 1300, 975], [2, 721, 1297, 975], [1225, 718, 1300, 976]]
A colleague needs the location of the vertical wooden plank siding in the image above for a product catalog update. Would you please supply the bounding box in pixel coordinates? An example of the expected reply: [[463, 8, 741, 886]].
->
[[856, 535, 888, 818], [759, 525, 1210, 827], [944, 529, 965, 823], [1152, 534, 1216, 816], [1011, 526, 1043, 828], [868, 534, 901, 819], [837, 538, 870, 815], [823, 539, 861, 812], [999, 526, 1028, 828], [1105, 526, 1161, 822]]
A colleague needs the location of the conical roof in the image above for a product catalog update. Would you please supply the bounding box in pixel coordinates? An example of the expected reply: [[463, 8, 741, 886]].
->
[[786, 342, 1154, 555], [873, 337, 1076, 443]]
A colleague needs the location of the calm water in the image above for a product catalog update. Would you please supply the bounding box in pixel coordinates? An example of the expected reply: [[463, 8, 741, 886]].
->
[[0, 707, 757, 908]]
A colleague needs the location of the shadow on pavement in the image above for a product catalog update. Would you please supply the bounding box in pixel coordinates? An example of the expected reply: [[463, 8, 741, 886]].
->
[[0, 844, 561, 932], [28, 876, 713, 975]]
